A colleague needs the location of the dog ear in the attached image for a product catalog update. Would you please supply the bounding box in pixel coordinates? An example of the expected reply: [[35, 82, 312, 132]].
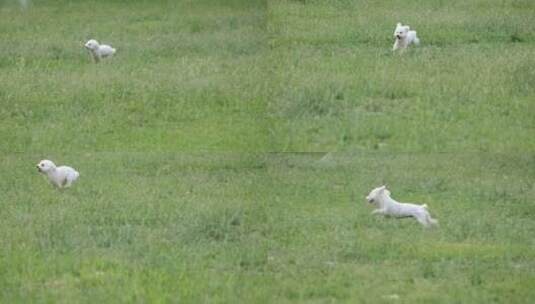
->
[[397, 22, 402, 27], [404, 26, 410, 31]]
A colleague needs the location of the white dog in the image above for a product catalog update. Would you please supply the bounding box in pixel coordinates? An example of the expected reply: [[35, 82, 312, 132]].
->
[[393, 22, 420, 52], [366, 185, 438, 227], [37, 160, 79, 188], [84, 39, 116, 62]]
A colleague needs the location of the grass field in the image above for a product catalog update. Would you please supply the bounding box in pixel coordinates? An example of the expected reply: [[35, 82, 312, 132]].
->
[[1, 0, 534, 303]]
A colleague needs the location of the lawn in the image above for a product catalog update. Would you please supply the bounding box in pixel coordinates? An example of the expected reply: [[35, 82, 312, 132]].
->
[[1, 0, 534, 303]]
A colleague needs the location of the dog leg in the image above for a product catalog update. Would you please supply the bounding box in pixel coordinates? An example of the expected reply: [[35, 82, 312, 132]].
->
[[91, 53, 100, 63], [371, 209, 386, 216], [415, 214, 431, 227], [426, 214, 439, 226]]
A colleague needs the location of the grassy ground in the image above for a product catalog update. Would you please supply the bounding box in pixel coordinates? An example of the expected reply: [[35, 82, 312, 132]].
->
[[1, 0, 534, 303], [267, 0, 534, 152], [0, 0, 268, 152]]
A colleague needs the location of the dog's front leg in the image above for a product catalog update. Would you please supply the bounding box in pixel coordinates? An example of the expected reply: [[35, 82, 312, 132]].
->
[[91, 53, 100, 63], [371, 209, 386, 216]]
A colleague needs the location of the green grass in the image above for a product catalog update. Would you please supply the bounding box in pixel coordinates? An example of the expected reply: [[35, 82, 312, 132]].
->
[[1, 0, 534, 303], [0, 0, 268, 152], [267, 0, 535, 152]]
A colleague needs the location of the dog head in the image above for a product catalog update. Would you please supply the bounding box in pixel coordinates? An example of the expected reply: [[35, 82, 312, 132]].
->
[[366, 185, 389, 204], [84, 39, 100, 51], [394, 23, 410, 40], [37, 159, 56, 173]]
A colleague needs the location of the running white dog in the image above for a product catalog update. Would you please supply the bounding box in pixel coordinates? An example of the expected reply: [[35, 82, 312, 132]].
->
[[366, 185, 438, 227], [392, 22, 420, 52], [37, 160, 79, 188], [84, 39, 116, 62]]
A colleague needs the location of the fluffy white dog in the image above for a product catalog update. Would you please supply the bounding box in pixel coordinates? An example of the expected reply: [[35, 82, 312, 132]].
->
[[84, 39, 116, 62], [366, 185, 438, 227], [37, 160, 79, 188], [393, 22, 420, 52]]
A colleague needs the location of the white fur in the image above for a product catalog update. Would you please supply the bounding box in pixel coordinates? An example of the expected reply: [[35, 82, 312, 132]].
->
[[366, 185, 438, 227], [37, 160, 79, 188], [18, 0, 30, 9], [392, 22, 420, 52], [84, 39, 116, 62]]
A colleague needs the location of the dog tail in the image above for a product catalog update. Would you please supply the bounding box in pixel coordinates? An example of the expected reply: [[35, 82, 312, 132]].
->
[[422, 204, 428, 209]]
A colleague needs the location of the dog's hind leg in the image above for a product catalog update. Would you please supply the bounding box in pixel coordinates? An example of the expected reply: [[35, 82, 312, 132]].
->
[[415, 214, 431, 227], [427, 214, 439, 226], [421, 211, 438, 227]]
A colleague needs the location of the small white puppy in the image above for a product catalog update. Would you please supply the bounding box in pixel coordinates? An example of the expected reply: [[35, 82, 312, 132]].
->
[[393, 22, 420, 52], [366, 185, 438, 227], [84, 39, 116, 62], [37, 160, 80, 188]]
